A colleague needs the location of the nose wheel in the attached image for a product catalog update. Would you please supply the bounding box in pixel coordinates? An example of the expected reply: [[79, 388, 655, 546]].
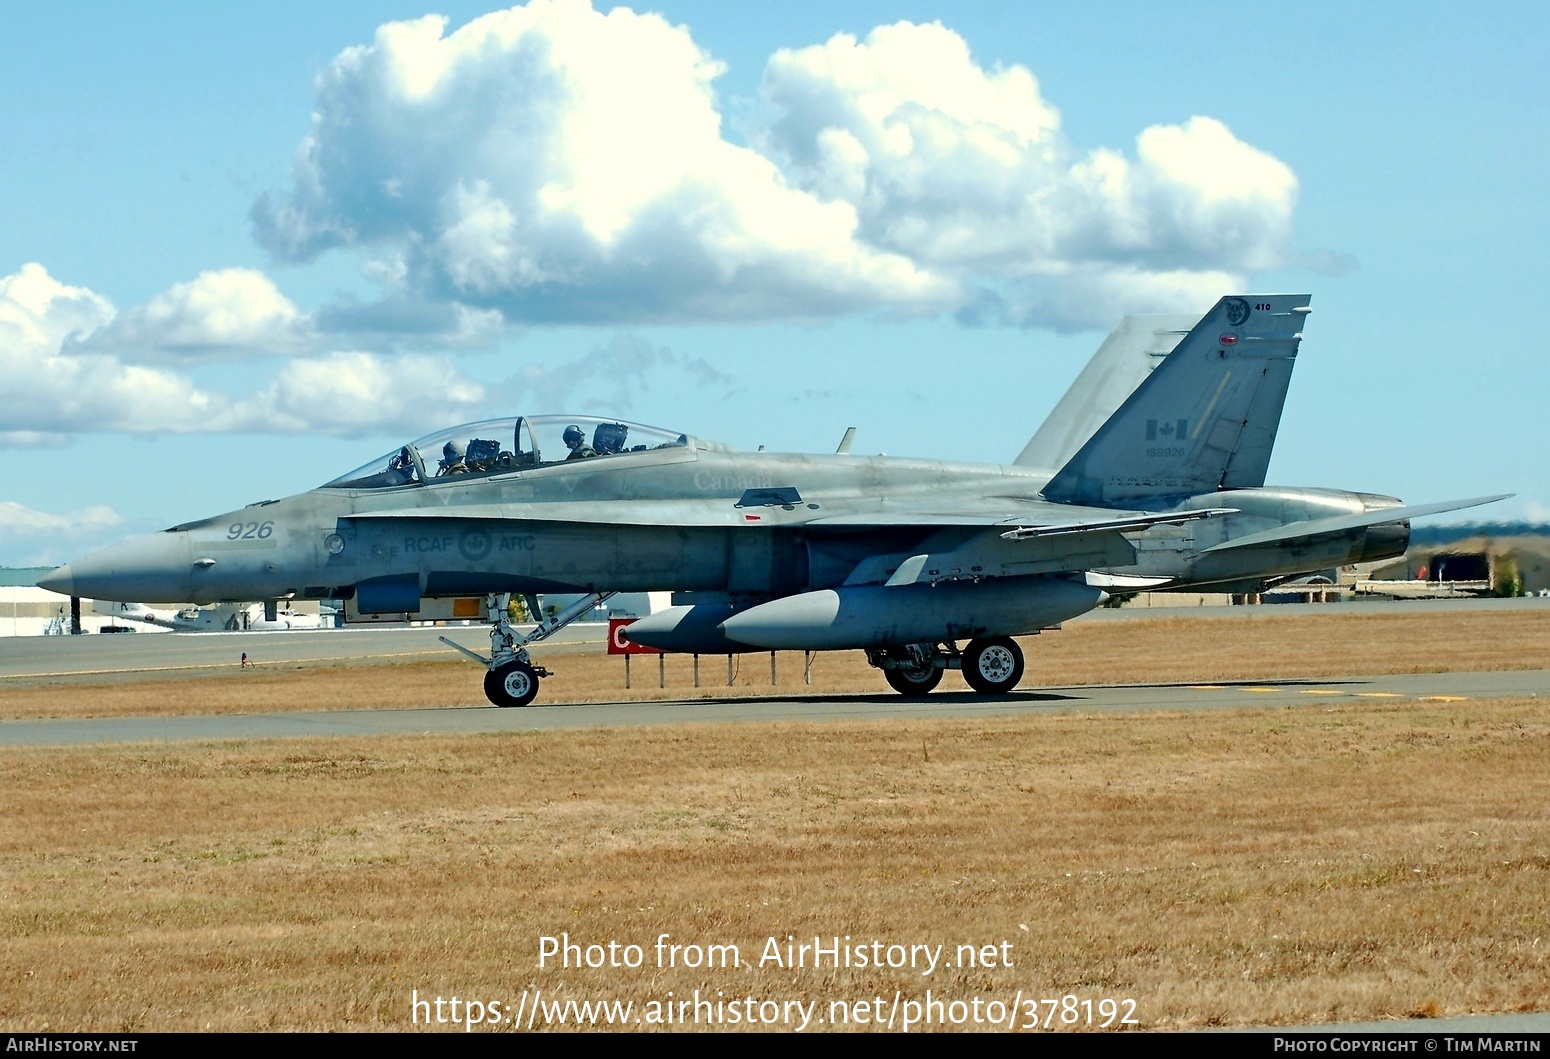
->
[[485, 659, 541, 708], [962, 636, 1024, 695]]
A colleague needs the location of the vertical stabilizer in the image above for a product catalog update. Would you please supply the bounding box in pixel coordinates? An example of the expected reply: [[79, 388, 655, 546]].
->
[[1015, 313, 1200, 470], [1043, 295, 1310, 506]]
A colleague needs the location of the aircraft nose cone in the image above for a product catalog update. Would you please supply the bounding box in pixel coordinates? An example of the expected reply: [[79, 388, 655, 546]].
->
[[36, 563, 76, 596], [51, 532, 195, 603]]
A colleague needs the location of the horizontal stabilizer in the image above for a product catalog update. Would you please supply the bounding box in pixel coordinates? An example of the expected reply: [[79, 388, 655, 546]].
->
[[1202, 494, 1512, 553]]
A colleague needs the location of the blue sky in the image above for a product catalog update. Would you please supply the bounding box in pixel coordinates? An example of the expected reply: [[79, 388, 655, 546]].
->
[[2, 1, 1545, 566]]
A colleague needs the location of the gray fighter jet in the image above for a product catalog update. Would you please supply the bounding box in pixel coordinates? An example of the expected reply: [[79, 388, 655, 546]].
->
[[38, 295, 1505, 706]]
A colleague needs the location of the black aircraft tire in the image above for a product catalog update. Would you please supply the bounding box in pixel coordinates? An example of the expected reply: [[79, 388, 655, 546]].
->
[[485, 660, 541, 708], [884, 664, 943, 696], [963, 637, 1025, 695]]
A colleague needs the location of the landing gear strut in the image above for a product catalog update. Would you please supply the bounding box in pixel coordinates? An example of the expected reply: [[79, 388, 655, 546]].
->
[[440, 591, 615, 707]]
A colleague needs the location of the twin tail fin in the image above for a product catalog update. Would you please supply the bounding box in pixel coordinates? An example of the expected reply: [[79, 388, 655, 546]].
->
[[1043, 294, 1310, 506]]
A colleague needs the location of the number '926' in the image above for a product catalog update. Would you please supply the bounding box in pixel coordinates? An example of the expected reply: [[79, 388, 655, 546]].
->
[[227, 521, 275, 540]]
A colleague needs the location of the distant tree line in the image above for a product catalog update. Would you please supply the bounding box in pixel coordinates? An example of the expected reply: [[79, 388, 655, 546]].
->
[[1408, 522, 1550, 546]]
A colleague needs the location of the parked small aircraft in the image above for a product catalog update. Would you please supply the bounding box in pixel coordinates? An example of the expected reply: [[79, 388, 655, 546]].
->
[[93, 599, 335, 632], [39, 295, 1504, 706]]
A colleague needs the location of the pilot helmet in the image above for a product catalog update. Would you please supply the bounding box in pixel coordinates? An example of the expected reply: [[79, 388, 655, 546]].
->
[[441, 439, 467, 466], [563, 424, 585, 448]]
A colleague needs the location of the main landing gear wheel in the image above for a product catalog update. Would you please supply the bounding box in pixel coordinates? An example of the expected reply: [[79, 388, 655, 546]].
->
[[884, 663, 943, 696], [963, 636, 1024, 695], [485, 659, 541, 708]]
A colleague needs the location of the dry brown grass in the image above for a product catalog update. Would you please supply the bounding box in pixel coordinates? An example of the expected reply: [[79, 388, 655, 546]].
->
[[3, 608, 1548, 721], [2, 698, 1547, 1031]]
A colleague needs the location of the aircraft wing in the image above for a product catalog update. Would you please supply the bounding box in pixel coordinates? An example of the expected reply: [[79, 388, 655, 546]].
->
[[1201, 494, 1511, 553]]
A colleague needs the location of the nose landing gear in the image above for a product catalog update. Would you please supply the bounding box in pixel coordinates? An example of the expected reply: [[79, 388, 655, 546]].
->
[[439, 591, 615, 707]]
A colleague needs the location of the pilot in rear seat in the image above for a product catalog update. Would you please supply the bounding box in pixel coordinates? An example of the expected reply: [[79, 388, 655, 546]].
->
[[438, 439, 468, 475]]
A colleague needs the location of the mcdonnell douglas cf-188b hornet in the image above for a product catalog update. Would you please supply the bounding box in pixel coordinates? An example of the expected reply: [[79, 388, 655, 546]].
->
[[40, 295, 1505, 707]]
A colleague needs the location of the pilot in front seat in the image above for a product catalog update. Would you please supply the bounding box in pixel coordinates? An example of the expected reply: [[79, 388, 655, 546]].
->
[[563, 424, 597, 460]]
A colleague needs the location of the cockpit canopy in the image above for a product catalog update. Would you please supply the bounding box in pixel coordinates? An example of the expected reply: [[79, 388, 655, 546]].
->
[[324, 415, 716, 490]]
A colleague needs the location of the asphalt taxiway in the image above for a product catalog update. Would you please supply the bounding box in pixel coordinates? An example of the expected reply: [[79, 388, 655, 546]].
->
[[0, 620, 604, 681], [1, 667, 1544, 747]]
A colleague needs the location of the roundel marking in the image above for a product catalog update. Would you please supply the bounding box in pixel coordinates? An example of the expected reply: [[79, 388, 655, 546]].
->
[[458, 529, 492, 561]]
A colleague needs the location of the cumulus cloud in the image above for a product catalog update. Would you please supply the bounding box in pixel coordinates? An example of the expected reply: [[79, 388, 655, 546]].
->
[[0, 263, 115, 352], [955, 264, 1243, 330], [0, 263, 486, 443], [250, 3, 1301, 331], [235, 351, 486, 435], [85, 268, 317, 358], [251, 1, 953, 324], [3, 10, 1312, 446], [0, 500, 133, 568], [313, 292, 505, 349], [0, 263, 223, 435], [756, 23, 1298, 327], [0, 501, 124, 535], [74, 263, 483, 358], [506, 333, 733, 413]]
